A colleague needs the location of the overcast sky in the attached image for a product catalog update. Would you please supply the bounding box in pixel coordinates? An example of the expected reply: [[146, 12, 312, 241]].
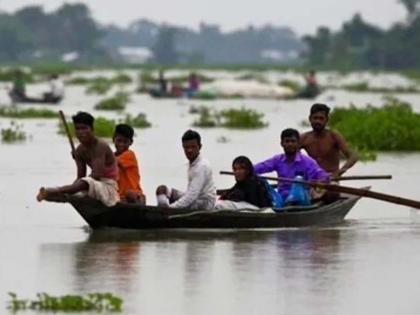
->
[[1, 0, 407, 35]]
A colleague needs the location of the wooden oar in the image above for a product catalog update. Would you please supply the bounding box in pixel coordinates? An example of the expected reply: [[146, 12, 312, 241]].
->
[[220, 171, 420, 210], [335, 175, 392, 181], [58, 110, 75, 155], [216, 174, 391, 195]]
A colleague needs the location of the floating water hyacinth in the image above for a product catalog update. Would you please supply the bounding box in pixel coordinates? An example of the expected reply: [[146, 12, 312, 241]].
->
[[7, 292, 123, 312]]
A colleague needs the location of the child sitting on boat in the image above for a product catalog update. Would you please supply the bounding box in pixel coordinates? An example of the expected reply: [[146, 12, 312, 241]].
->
[[113, 124, 146, 204]]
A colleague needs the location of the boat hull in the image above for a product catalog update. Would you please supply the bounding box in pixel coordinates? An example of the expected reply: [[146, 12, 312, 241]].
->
[[48, 194, 362, 229]]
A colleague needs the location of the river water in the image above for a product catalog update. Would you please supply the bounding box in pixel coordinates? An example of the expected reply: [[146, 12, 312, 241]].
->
[[1, 74, 420, 314]]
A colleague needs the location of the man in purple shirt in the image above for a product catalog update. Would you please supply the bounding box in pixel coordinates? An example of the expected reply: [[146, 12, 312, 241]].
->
[[254, 128, 329, 203]]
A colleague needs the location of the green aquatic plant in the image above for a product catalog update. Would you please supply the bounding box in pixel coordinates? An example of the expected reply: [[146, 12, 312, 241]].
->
[[278, 79, 301, 93], [341, 82, 419, 93], [0, 106, 57, 118], [111, 73, 132, 84], [123, 113, 152, 128], [191, 106, 267, 129], [220, 107, 268, 129], [8, 292, 123, 312], [1, 121, 26, 143], [192, 106, 218, 127], [95, 92, 130, 111], [58, 116, 116, 138], [85, 78, 113, 95], [330, 97, 420, 151]]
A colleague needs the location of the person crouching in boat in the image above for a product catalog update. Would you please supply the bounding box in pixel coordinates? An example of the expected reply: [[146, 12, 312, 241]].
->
[[113, 123, 146, 205], [254, 128, 329, 206], [215, 156, 273, 210], [156, 129, 217, 209], [36, 112, 119, 207]]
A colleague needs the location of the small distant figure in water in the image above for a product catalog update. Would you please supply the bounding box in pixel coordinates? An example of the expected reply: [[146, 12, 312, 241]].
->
[[149, 70, 168, 97], [296, 70, 320, 99], [186, 72, 200, 97], [113, 123, 146, 205], [43, 74, 65, 102], [9, 70, 26, 101]]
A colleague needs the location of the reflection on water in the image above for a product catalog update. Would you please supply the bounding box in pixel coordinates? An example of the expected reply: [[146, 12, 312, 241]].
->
[[21, 223, 416, 315]]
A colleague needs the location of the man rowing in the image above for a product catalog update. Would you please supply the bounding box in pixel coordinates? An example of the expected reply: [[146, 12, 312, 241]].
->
[[155, 129, 217, 209], [254, 128, 329, 205], [37, 112, 119, 206], [300, 103, 358, 177]]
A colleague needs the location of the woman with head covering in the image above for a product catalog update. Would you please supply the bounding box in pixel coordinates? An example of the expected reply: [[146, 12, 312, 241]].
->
[[215, 156, 272, 210]]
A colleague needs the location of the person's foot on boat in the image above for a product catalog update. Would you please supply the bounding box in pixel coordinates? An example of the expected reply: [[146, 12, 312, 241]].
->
[[36, 187, 47, 202], [36, 187, 59, 202]]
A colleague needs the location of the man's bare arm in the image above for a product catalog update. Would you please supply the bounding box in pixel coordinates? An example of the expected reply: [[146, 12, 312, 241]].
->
[[335, 131, 358, 175]]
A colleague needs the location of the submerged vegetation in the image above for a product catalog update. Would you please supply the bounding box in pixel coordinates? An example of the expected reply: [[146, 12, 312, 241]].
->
[[0, 106, 57, 118], [8, 292, 122, 312], [123, 113, 152, 128], [95, 92, 130, 111], [191, 106, 268, 129], [340, 82, 420, 93], [1, 121, 26, 143], [330, 97, 420, 151]]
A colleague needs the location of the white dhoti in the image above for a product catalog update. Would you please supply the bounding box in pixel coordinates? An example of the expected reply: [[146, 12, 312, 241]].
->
[[80, 177, 119, 207]]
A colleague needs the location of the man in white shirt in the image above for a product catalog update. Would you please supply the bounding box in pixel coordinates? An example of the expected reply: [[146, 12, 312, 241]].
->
[[44, 74, 65, 101], [156, 129, 216, 209]]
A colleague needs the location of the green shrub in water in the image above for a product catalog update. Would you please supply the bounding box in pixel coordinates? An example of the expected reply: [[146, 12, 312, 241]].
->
[[95, 92, 130, 111], [111, 73, 132, 84], [1, 121, 26, 143], [279, 79, 301, 93], [123, 113, 152, 128], [8, 292, 123, 312], [191, 106, 267, 129], [330, 97, 420, 151], [341, 82, 419, 93], [220, 107, 268, 129], [192, 106, 219, 127], [0, 106, 57, 118], [85, 78, 113, 95], [58, 116, 116, 138]]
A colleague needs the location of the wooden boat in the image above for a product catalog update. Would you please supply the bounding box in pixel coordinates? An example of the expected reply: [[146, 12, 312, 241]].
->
[[45, 192, 364, 229], [9, 92, 62, 105]]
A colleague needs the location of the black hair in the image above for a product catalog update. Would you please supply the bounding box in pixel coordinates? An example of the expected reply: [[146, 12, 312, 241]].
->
[[232, 155, 254, 176], [310, 103, 330, 116], [114, 123, 134, 140], [72, 111, 94, 128], [281, 128, 300, 140], [182, 129, 201, 145]]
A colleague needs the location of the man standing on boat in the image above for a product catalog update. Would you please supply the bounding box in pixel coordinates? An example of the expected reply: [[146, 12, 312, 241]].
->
[[156, 129, 217, 209], [300, 103, 358, 177], [36, 112, 119, 207], [254, 128, 329, 205]]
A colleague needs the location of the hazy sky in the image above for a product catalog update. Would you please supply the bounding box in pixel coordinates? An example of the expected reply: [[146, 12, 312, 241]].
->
[[1, 0, 407, 35]]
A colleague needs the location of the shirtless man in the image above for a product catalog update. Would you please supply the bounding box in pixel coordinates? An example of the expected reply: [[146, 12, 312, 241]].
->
[[37, 112, 119, 207], [300, 103, 358, 177]]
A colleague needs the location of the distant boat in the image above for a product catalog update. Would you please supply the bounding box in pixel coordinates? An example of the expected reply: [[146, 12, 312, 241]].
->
[[9, 92, 62, 105]]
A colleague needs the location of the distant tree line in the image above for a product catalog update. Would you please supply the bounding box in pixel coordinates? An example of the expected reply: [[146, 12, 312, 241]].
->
[[303, 0, 420, 69], [0, 3, 105, 62]]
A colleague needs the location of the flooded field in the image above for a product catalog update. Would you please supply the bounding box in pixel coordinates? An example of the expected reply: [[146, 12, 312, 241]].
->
[[1, 71, 420, 314]]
